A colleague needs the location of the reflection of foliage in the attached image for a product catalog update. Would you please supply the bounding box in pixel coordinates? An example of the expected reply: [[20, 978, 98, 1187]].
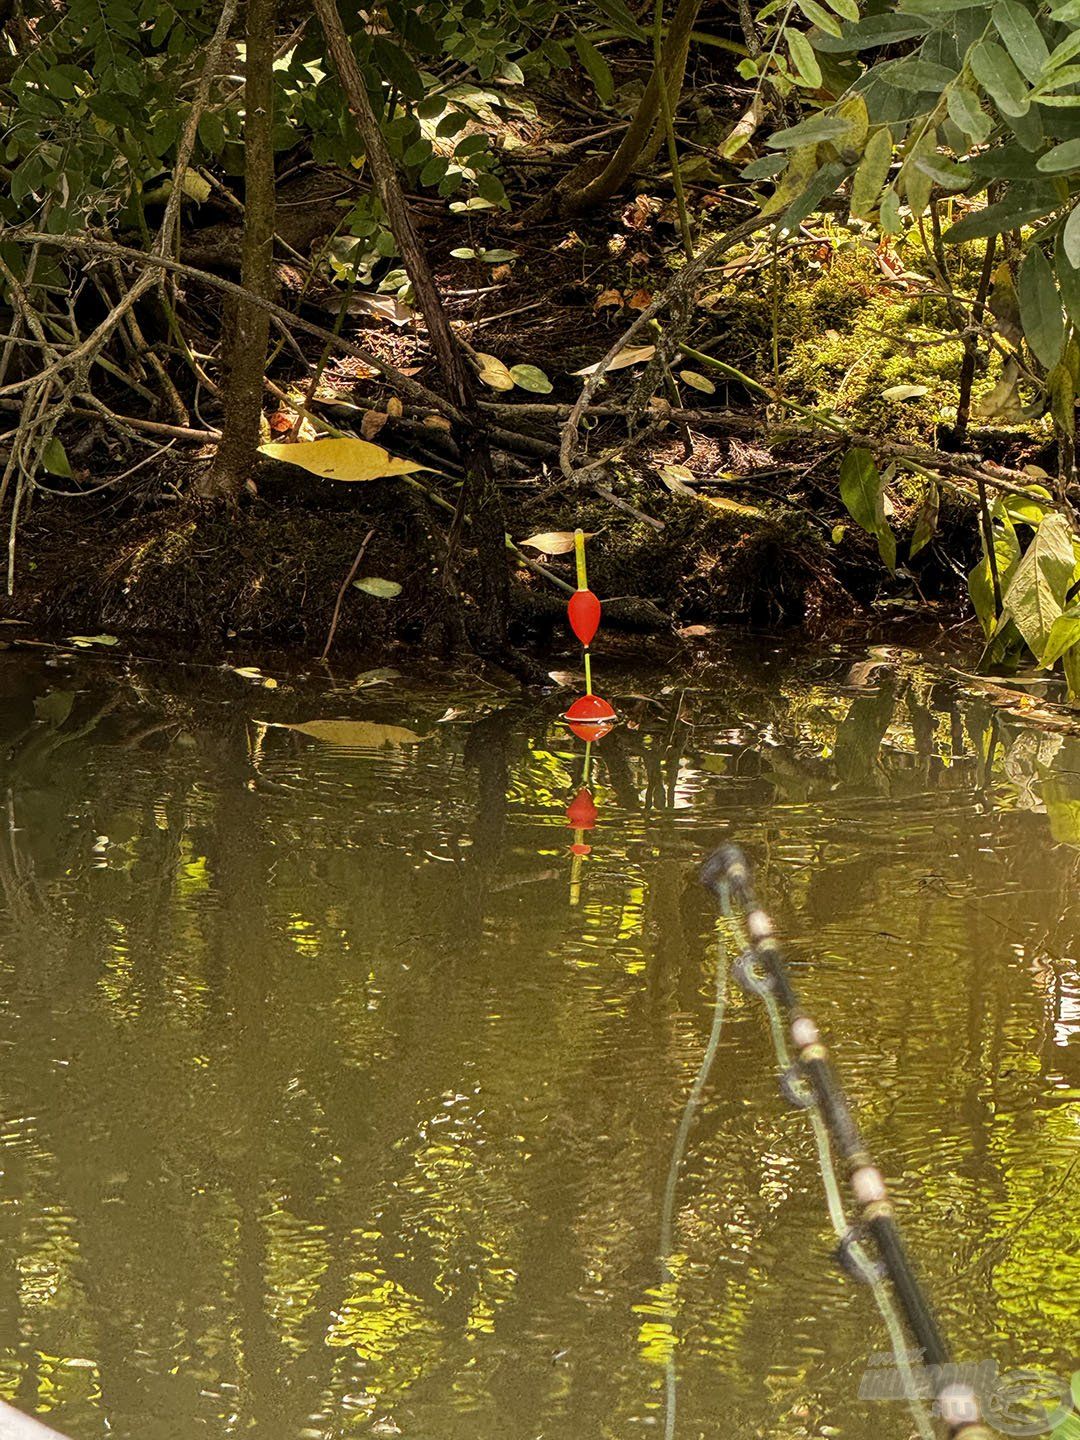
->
[[0, 651, 1077, 1438]]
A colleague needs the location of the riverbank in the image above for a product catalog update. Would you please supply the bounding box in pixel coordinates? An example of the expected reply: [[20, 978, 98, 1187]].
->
[[4, 442, 980, 664]]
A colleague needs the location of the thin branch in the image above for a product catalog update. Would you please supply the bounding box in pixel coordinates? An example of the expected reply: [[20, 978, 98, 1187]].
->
[[321, 527, 376, 662]]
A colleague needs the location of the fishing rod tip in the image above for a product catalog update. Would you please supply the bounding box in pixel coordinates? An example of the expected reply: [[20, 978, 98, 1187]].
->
[[700, 844, 748, 893]]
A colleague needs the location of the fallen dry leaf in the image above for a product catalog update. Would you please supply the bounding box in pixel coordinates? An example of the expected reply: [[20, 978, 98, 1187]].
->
[[361, 409, 388, 439], [519, 529, 596, 555], [627, 290, 653, 310], [258, 437, 427, 480], [280, 720, 425, 748], [594, 288, 623, 310], [573, 345, 655, 377]]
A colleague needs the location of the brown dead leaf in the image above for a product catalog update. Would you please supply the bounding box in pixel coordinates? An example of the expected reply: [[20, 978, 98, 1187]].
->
[[424, 414, 452, 431], [281, 720, 425, 748], [268, 411, 293, 434], [387, 397, 403, 418], [519, 529, 596, 555], [627, 290, 653, 310], [594, 288, 623, 310], [622, 195, 658, 230], [573, 345, 655, 377], [361, 409, 388, 440]]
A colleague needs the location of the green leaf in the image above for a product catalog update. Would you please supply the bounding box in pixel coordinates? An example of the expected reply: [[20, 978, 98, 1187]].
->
[[509, 363, 553, 393], [970, 39, 1031, 116], [993, 0, 1050, 82], [1041, 603, 1080, 666], [912, 153, 972, 190], [403, 137, 432, 168], [839, 448, 881, 532], [66, 634, 119, 649], [766, 113, 857, 148], [787, 30, 823, 88], [795, 0, 844, 36], [1018, 245, 1065, 367], [741, 153, 787, 179], [884, 57, 958, 90], [1064, 200, 1080, 267], [42, 435, 72, 478], [436, 109, 469, 137], [812, 13, 929, 49], [1036, 138, 1080, 171], [1044, 29, 1080, 76], [909, 482, 939, 558], [1064, 645, 1080, 701], [944, 201, 1052, 240], [850, 127, 893, 217], [372, 37, 424, 100], [879, 186, 902, 233], [475, 170, 508, 207], [1001, 511, 1076, 655], [353, 576, 402, 598], [197, 110, 226, 154], [825, 0, 859, 17], [573, 33, 615, 103], [419, 155, 449, 187], [776, 159, 849, 233], [947, 86, 992, 144]]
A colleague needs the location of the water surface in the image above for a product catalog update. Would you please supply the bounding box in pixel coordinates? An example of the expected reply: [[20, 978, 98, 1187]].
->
[[0, 641, 1077, 1440]]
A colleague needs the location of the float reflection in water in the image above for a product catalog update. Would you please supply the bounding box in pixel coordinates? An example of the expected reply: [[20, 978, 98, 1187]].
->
[[561, 530, 616, 905]]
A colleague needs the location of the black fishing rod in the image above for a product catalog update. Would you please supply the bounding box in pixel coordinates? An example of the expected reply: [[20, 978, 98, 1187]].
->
[[701, 844, 995, 1440]]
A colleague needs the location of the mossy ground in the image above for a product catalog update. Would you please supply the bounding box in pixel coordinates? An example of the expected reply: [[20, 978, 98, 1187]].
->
[[5, 207, 1032, 661], [694, 224, 1001, 441]]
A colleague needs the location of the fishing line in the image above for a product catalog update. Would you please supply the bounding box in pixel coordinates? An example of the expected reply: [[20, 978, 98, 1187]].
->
[[703, 844, 995, 1440], [718, 884, 936, 1440], [658, 910, 730, 1440], [657, 885, 933, 1440]]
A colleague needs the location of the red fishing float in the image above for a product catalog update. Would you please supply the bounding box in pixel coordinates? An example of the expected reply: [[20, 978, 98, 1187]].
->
[[567, 588, 601, 648], [566, 787, 598, 830], [564, 693, 617, 742], [563, 529, 615, 904]]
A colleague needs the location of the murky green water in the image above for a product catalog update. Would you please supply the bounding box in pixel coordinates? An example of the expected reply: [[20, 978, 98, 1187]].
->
[[0, 641, 1077, 1440]]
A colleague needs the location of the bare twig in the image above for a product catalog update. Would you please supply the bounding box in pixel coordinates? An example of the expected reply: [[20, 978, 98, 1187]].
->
[[559, 213, 763, 481], [321, 526, 376, 662], [0, 231, 460, 419]]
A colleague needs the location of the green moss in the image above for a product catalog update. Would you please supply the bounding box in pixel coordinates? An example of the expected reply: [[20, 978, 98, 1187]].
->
[[696, 233, 1002, 440]]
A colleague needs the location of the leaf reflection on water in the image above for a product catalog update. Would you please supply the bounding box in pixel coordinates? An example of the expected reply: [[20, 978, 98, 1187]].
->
[[0, 643, 1077, 1440]]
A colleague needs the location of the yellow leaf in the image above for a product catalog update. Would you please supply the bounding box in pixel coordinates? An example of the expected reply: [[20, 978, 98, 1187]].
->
[[705, 496, 765, 517], [476, 352, 515, 391], [280, 720, 426, 748], [258, 437, 427, 480], [679, 369, 716, 394], [519, 529, 597, 554], [573, 344, 656, 377], [181, 169, 211, 203]]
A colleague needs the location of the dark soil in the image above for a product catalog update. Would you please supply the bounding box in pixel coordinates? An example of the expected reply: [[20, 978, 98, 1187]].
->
[[1, 156, 995, 666]]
